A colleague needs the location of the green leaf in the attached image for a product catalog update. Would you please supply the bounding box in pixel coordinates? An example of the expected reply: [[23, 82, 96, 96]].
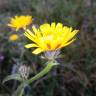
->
[[2, 74, 23, 84]]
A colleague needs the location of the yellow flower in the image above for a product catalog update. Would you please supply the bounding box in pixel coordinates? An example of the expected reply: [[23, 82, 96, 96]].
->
[[24, 22, 79, 54], [9, 34, 19, 41], [8, 15, 32, 31]]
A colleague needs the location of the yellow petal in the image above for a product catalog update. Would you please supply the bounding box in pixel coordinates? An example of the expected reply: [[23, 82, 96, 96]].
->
[[51, 22, 56, 29], [56, 23, 63, 29], [26, 29, 35, 37], [24, 32, 35, 42], [32, 26, 38, 34], [32, 26, 41, 37], [40, 24, 50, 32], [63, 38, 76, 47], [25, 43, 38, 48], [32, 48, 43, 54], [69, 30, 79, 38], [63, 30, 78, 43]]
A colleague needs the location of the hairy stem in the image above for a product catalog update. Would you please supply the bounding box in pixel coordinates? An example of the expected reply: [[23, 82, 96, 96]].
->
[[26, 61, 54, 84]]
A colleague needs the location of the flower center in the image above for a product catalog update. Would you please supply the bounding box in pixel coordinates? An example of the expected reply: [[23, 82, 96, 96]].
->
[[47, 43, 51, 49]]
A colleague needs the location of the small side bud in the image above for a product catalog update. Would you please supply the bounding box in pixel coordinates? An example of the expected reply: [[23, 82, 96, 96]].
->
[[18, 64, 31, 80]]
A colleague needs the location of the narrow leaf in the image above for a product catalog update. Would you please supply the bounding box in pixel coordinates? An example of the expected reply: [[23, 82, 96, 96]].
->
[[3, 74, 22, 84]]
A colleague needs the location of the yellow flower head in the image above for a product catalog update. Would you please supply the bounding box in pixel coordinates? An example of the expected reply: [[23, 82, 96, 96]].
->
[[9, 34, 19, 41], [8, 15, 32, 31], [24, 22, 79, 54]]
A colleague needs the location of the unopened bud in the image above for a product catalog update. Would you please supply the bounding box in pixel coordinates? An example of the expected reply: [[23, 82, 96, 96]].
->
[[18, 64, 31, 80]]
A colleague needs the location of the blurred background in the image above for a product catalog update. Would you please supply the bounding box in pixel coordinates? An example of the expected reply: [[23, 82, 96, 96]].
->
[[0, 0, 96, 96]]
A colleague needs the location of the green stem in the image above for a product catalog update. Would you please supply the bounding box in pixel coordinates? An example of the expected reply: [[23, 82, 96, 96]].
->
[[19, 88, 24, 96], [26, 61, 54, 84]]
